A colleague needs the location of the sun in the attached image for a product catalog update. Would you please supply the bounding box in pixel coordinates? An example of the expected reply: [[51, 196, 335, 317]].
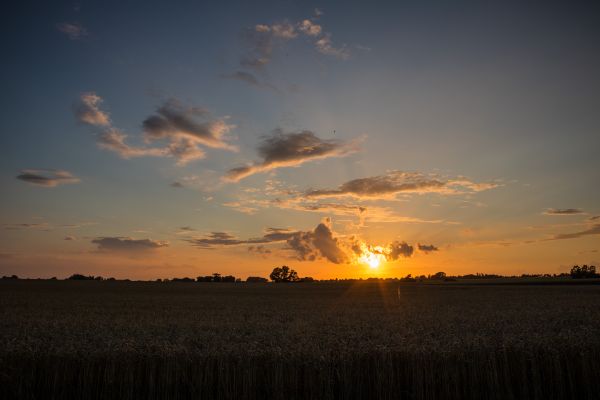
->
[[360, 251, 384, 269]]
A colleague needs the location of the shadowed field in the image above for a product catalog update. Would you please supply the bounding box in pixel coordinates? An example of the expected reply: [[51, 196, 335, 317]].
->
[[1, 280, 600, 399]]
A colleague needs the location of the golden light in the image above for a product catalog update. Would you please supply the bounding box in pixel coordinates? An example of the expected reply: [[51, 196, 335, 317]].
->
[[359, 248, 386, 269]]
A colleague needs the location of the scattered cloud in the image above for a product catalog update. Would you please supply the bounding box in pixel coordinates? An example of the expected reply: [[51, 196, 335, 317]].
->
[[306, 171, 498, 199], [186, 218, 433, 265], [549, 224, 600, 240], [418, 244, 439, 253], [16, 169, 80, 187], [91, 237, 169, 252], [225, 129, 361, 181], [64, 236, 76, 241], [74, 94, 236, 165], [229, 11, 351, 87], [543, 208, 584, 215], [589, 216, 600, 221], [56, 22, 87, 40], [170, 181, 184, 188]]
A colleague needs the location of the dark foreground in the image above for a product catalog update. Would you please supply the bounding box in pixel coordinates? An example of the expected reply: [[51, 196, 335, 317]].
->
[[1, 280, 600, 399]]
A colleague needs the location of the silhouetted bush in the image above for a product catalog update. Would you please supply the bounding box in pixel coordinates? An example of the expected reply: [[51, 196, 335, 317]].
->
[[172, 277, 195, 282], [67, 274, 96, 281], [246, 276, 268, 283]]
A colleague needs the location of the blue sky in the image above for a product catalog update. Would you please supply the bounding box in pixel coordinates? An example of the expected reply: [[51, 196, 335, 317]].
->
[[1, 0, 599, 279]]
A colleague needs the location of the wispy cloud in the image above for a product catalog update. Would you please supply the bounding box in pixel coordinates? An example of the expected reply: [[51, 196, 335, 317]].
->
[[306, 171, 498, 199], [16, 169, 80, 187], [220, 71, 279, 92], [549, 224, 600, 240], [418, 244, 439, 253], [56, 22, 87, 40], [225, 129, 361, 182], [92, 237, 169, 252], [74, 93, 236, 165], [543, 208, 585, 215]]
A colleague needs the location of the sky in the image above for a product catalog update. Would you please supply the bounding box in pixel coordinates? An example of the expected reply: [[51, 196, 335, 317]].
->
[[1, 0, 599, 279]]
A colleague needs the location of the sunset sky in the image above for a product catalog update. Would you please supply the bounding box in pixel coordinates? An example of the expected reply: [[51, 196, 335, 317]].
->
[[1, 0, 599, 279]]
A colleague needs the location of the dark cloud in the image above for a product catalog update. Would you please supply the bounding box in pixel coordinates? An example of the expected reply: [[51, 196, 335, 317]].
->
[[186, 229, 297, 249], [544, 208, 584, 215], [225, 129, 360, 182], [248, 245, 272, 256], [92, 237, 169, 252], [306, 171, 497, 199], [142, 99, 237, 154], [550, 224, 600, 240], [589, 216, 600, 221], [170, 181, 184, 188], [56, 22, 87, 40], [64, 236, 76, 241], [388, 242, 414, 259], [16, 169, 80, 187], [418, 244, 439, 253]]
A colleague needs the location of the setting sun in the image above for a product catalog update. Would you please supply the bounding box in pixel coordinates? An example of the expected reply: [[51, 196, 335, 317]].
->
[[360, 250, 386, 269]]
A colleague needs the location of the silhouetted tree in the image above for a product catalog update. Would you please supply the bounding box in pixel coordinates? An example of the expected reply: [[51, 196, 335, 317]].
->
[[298, 276, 315, 282], [431, 272, 447, 280], [221, 275, 236, 282], [269, 266, 299, 282], [246, 276, 268, 283], [570, 265, 598, 279]]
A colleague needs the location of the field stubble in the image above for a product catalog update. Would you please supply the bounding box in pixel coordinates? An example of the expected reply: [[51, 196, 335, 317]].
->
[[1, 280, 600, 399]]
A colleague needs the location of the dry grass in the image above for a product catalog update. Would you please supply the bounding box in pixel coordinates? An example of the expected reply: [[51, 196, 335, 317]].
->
[[1, 280, 600, 399]]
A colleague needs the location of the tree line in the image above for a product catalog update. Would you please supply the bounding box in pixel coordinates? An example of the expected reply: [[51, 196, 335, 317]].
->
[[2, 265, 597, 282]]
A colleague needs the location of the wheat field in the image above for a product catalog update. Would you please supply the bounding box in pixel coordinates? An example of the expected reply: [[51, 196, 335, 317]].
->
[[1, 280, 600, 399]]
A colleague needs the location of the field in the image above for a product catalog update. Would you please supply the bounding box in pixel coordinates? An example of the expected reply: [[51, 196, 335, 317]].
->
[[2, 280, 600, 399]]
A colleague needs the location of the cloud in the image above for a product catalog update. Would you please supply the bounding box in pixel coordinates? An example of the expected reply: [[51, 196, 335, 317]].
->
[[550, 224, 600, 240], [225, 129, 361, 181], [187, 218, 431, 265], [543, 208, 585, 215], [16, 169, 80, 187], [298, 19, 322, 36], [238, 13, 349, 70], [418, 244, 439, 253], [97, 129, 169, 159], [315, 33, 350, 59], [64, 236, 76, 241], [387, 242, 414, 259], [287, 218, 348, 263], [589, 216, 600, 221], [306, 171, 498, 199], [75, 94, 236, 165], [91, 237, 169, 252], [73, 92, 110, 126], [170, 181, 184, 188], [142, 98, 237, 153], [56, 22, 87, 40]]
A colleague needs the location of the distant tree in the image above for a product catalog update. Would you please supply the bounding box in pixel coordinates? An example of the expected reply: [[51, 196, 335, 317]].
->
[[246, 276, 268, 283], [269, 266, 299, 282], [196, 276, 213, 282], [1, 275, 19, 280], [431, 272, 447, 280], [570, 265, 598, 279], [212, 273, 222, 282], [172, 277, 194, 282], [221, 275, 236, 282], [298, 276, 315, 282], [67, 274, 95, 280]]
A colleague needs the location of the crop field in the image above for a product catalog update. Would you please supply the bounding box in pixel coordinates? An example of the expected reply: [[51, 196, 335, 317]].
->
[[2, 280, 600, 399]]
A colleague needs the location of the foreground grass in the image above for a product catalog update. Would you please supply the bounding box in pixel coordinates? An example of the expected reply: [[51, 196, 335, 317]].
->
[[1, 280, 600, 399]]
